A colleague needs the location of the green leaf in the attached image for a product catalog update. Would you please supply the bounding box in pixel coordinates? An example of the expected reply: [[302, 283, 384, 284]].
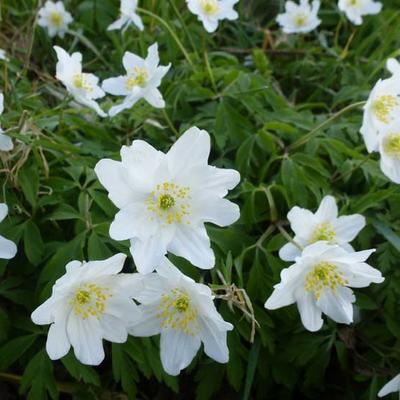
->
[[24, 220, 45, 265], [0, 334, 38, 370]]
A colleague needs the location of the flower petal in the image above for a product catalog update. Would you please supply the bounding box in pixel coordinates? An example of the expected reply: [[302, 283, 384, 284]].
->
[[0, 235, 17, 259], [168, 224, 215, 269], [378, 373, 400, 397], [46, 308, 71, 360], [128, 303, 162, 336], [296, 291, 323, 332], [333, 214, 366, 242], [160, 328, 201, 375]]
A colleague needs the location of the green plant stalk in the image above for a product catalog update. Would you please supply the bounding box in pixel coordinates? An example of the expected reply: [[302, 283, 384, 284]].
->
[[287, 100, 366, 152], [137, 7, 194, 67]]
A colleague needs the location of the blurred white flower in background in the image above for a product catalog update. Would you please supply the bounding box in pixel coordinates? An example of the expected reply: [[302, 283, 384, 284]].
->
[[387, 57, 400, 77], [279, 195, 365, 261], [53, 46, 107, 117], [378, 374, 400, 397], [102, 43, 170, 117], [0, 49, 9, 62], [0, 204, 17, 260], [128, 257, 233, 376], [31, 254, 141, 365], [38, 1, 73, 38], [338, 0, 382, 25], [95, 127, 240, 274], [276, 0, 321, 34], [0, 94, 14, 151], [265, 242, 384, 331], [108, 0, 144, 32], [186, 0, 239, 33]]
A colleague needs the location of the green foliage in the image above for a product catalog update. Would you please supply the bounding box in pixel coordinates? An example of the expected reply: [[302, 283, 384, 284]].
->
[[1, 0, 400, 399]]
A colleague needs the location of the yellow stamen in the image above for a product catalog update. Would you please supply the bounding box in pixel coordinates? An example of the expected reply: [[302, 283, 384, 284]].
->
[[294, 13, 308, 27], [157, 288, 199, 335], [125, 67, 148, 90], [305, 262, 348, 300], [71, 283, 111, 319], [73, 74, 93, 92], [145, 181, 191, 225], [200, 0, 220, 15], [49, 12, 63, 27], [384, 133, 400, 157], [309, 222, 336, 244], [372, 95, 399, 124]]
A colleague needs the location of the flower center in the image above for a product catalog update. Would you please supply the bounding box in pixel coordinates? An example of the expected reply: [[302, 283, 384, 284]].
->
[[201, 0, 220, 15], [145, 182, 191, 225], [157, 288, 199, 335], [72, 283, 111, 319], [125, 67, 148, 90], [372, 95, 399, 124], [384, 133, 400, 157], [294, 12, 308, 27], [49, 12, 63, 27], [73, 73, 93, 92], [305, 262, 348, 300], [309, 222, 336, 244], [159, 193, 176, 210]]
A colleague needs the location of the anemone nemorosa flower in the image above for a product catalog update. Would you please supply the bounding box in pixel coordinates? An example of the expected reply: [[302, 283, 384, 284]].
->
[[107, 0, 144, 32], [38, 1, 73, 38]]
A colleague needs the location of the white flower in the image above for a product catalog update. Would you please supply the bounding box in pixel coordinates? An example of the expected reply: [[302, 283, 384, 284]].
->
[[0, 94, 14, 152], [94, 127, 240, 274], [387, 57, 400, 78], [102, 43, 170, 117], [265, 242, 383, 332], [53, 46, 107, 117], [0, 49, 9, 62], [31, 254, 140, 365], [360, 76, 400, 153], [186, 0, 239, 33], [0, 204, 17, 260], [338, 0, 382, 25], [378, 374, 400, 397], [279, 195, 365, 262], [38, 1, 73, 38], [127, 257, 233, 375], [108, 0, 144, 32], [378, 123, 400, 184], [276, 0, 321, 34]]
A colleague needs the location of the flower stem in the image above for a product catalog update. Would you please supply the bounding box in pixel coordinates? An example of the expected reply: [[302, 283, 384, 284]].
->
[[287, 100, 366, 152], [137, 7, 194, 67]]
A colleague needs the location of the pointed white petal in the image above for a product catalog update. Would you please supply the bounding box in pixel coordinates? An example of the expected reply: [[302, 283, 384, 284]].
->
[[315, 195, 338, 221], [317, 286, 354, 325], [333, 214, 366, 242], [378, 374, 400, 397]]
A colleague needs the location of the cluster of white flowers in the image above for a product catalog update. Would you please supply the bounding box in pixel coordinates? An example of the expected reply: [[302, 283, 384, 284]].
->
[[360, 57, 400, 184], [38, 0, 239, 39], [265, 195, 384, 331], [277, 0, 382, 34], [2, 0, 398, 393], [31, 127, 240, 374]]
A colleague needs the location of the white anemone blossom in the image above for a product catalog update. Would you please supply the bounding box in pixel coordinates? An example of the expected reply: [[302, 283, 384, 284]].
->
[[108, 0, 144, 32], [0, 49, 9, 62], [265, 242, 384, 332], [360, 75, 400, 153], [102, 43, 170, 117], [186, 0, 239, 33], [378, 121, 400, 184], [338, 0, 382, 25], [279, 195, 365, 262], [95, 127, 240, 274], [54, 46, 107, 117], [378, 374, 400, 397], [0, 204, 17, 260], [0, 94, 14, 152], [128, 257, 233, 376], [38, 1, 73, 38], [276, 0, 321, 34], [31, 254, 140, 365]]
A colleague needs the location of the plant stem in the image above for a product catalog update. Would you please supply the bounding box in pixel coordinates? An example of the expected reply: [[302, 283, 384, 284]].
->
[[137, 7, 194, 67], [287, 101, 366, 152]]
